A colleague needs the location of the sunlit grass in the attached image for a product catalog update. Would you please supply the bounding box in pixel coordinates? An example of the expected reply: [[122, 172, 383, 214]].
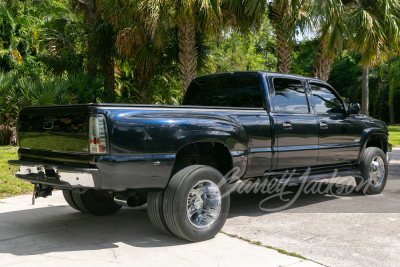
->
[[389, 125, 400, 147], [0, 146, 32, 199]]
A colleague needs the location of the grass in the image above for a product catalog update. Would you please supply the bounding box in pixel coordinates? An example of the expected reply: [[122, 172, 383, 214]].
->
[[0, 146, 32, 199], [389, 125, 400, 147], [220, 231, 312, 262]]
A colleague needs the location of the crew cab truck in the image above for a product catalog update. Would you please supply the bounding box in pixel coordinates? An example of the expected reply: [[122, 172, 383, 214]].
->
[[8, 71, 392, 242]]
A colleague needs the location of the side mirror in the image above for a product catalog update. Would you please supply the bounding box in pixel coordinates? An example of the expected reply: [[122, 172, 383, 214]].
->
[[349, 103, 361, 114]]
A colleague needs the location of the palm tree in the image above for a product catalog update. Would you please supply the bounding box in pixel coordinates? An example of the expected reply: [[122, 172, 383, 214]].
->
[[311, 0, 400, 115], [350, 0, 400, 115], [268, 0, 306, 74], [385, 5, 400, 123], [310, 0, 347, 81], [97, 0, 266, 95], [96, 0, 166, 103], [171, 0, 266, 93], [310, 0, 400, 115], [70, 0, 116, 97]]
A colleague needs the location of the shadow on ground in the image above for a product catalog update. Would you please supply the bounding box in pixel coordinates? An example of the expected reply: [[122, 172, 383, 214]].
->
[[0, 206, 191, 256]]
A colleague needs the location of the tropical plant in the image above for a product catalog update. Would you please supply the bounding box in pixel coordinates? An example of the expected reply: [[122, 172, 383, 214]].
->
[[388, 55, 400, 123], [70, 0, 116, 96], [350, 0, 400, 115], [310, 0, 348, 81], [309, 0, 400, 115], [268, 0, 307, 74]]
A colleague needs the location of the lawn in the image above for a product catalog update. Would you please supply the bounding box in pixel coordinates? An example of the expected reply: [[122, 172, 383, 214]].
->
[[0, 146, 32, 199], [389, 125, 400, 147]]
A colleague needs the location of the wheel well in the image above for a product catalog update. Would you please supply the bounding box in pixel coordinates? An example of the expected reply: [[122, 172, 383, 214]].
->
[[366, 135, 387, 153], [172, 142, 233, 177]]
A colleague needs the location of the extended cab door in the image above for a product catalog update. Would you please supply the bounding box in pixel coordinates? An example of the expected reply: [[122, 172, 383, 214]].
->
[[269, 76, 319, 170], [309, 83, 362, 165]]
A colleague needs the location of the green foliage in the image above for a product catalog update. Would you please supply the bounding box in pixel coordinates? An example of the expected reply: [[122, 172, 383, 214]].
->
[[207, 30, 276, 74], [0, 0, 399, 137], [0, 70, 110, 129], [68, 70, 103, 103], [0, 51, 17, 72], [328, 52, 362, 104], [291, 39, 319, 77]]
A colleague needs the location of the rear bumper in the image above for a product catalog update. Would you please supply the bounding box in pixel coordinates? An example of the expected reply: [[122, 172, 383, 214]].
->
[[8, 160, 101, 189]]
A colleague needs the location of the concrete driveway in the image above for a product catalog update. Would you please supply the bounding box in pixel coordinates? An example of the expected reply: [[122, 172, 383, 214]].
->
[[0, 193, 318, 267], [224, 147, 400, 267], [0, 148, 399, 266]]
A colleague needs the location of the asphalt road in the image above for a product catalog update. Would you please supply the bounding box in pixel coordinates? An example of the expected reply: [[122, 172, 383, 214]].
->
[[0, 148, 399, 266]]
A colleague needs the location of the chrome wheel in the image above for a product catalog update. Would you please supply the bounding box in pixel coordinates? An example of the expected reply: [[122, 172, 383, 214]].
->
[[369, 156, 385, 187], [186, 180, 221, 229]]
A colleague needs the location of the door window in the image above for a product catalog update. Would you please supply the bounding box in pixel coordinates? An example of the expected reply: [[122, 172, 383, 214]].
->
[[311, 84, 345, 114], [272, 78, 309, 114]]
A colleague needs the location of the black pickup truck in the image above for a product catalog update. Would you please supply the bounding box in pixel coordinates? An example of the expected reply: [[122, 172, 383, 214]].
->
[[9, 71, 392, 242]]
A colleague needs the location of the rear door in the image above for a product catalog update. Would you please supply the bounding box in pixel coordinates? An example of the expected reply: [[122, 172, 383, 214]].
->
[[309, 83, 362, 165], [269, 77, 319, 170]]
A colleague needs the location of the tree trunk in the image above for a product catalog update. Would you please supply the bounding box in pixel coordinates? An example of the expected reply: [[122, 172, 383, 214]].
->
[[388, 57, 395, 124], [270, 2, 293, 74], [389, 101, 395, 124], [87, 41, 97, 77], [361, 63, 369, 116], [264, 52, 269, 68], [275, 30, 292, 74], [135, 65, 150, 104], [102, 53, 115, 99], [0, 125, 16, 146], [178, 15, 197, 94], [314, 42, 334, 82]]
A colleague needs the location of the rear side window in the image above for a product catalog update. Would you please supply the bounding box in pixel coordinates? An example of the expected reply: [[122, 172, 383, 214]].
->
[[311, 84, 345, 114], [272, 78, 309, 114], [182, 74, 263, 108]]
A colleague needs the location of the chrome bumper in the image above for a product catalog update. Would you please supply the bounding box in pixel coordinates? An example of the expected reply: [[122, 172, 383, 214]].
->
[[8, 160, 100, 189]]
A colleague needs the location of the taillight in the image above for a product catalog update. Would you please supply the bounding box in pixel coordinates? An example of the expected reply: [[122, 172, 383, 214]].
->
[[89, 114, 109, 154]]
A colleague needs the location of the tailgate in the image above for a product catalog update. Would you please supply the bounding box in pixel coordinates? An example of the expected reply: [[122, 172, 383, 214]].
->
[[18, 105, 90, 153]]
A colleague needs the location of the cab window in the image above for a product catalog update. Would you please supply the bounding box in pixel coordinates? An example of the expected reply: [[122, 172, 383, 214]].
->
[[311, 84, 345, 114], [272, 78, 309, 114]]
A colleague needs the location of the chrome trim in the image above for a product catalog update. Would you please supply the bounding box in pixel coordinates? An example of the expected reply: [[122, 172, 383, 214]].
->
[[58, 171, 95, 187], [12, 164, 95, 188], [369, 156, 385, 188]]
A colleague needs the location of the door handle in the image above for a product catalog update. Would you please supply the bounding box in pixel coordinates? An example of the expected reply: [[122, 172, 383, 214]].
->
[[283, 121, 292, 130], [319, 121, 328, 129]]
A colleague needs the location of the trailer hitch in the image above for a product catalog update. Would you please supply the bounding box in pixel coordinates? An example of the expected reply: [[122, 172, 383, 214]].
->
[[32, 183, 53, 205]]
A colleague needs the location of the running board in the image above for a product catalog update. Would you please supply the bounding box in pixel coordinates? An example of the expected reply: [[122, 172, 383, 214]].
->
[[269, 170, 361, 184]]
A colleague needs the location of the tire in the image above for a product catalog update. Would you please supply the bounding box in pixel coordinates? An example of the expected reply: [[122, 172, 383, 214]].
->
[[62, 190, 82, 211], [356, 147, 388, 195], [147, 191, 172, 235], [163, 165, 230, 242], [72, 189, 122, 216]]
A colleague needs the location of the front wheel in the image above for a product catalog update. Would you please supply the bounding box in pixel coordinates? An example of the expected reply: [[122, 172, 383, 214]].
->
[[356, 147, 388, 195], [162, 165, 230, 242]]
